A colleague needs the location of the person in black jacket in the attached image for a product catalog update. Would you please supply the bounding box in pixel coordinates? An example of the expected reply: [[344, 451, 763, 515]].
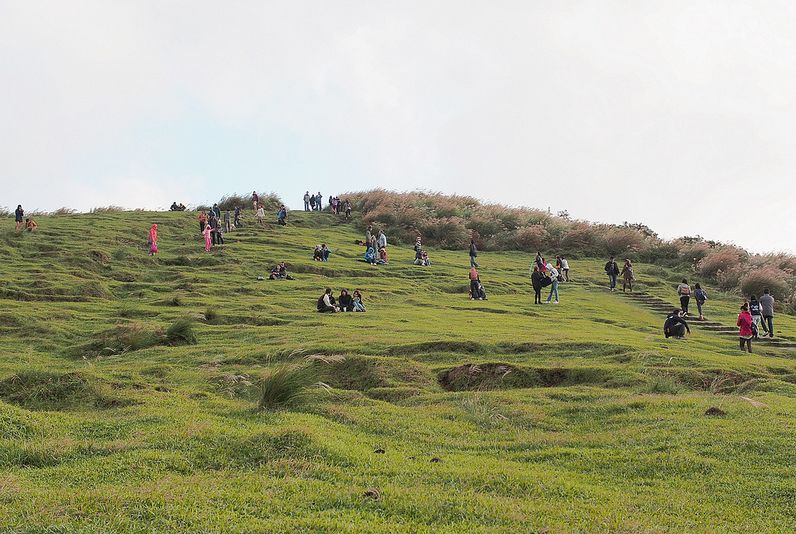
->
[[531, 265, 545, 305], [605, 256, 620, 291], [664, 310, 691, 339], [338, 289, 354, 312], [15, 205, 24, 232], [469, 239, 479, 268]]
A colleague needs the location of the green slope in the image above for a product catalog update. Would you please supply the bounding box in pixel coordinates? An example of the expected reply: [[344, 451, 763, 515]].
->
[[1, 210, 795, 532]]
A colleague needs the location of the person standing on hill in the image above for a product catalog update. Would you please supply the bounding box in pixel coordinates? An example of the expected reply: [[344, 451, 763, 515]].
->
[[344, 199, 352, 219], [251, 191, 259, 210], [15, 205, 24, 231], [694, 283, 708, 321], [737, 303, 754, 353], [535, 252, 544, 271], [414, 237, 422, 254], [315, 192, 323, 211], [303, 191, 311, 211], [560, 256, 570, 281], [277, 205, 287, 226], [256, 205, 265, 226], [759, 289, 775, 337], [748, 295, 763, 339], [198, 211, 208, 233], [212, 203, 221, 220], [202, 223, 212, 252], [531, 265, 544, 305], [664, 309, 690, 339], [469, 239, 479, 268], [223, 210, 231, 233], [377, 230, 387, 250], [677, 279, 692, 316], [148, 224, 158, 256], [309, 194, 316, 211], [233, 206, 242, 228], [620, 259, 635, 292], [545, 262, 560, 304], [605, 256, 620, 291], [365, 225, 373, 248]]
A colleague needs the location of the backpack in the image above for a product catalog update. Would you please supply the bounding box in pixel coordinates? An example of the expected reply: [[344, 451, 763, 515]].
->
[[679, 285, 691, 296]]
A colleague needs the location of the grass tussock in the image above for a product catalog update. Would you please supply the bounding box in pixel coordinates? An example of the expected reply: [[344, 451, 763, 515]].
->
[[258, 357, 335, 410], [164, 319, 197, 346], [0, 371, 130, 411]]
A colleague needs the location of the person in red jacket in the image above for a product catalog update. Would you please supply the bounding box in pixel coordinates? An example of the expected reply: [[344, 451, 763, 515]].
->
[[737, 303, 754, 353]]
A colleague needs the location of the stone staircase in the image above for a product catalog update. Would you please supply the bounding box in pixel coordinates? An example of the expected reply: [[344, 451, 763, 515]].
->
[[616, 290, 796, 350]]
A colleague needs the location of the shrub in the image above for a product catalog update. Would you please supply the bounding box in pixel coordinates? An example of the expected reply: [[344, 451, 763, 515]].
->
[[90, 206, 126, 213], [52, 207, 77, 216], [513, 225, 548, 252], [165, 319, 197, 346], [715, 266, 744, 291], [698, 248, 746, 278], [601, 227, 646, 256], [739, 267, 789, 299]]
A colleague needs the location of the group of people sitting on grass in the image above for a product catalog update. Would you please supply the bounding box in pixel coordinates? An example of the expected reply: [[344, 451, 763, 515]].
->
[[317, 287, 366, 313], [169, 202, 187, 211], [413, 237, 431, 266], [269, 262, 294, 280], [362, 225, 389, 265], [313, 244, 331, 261]]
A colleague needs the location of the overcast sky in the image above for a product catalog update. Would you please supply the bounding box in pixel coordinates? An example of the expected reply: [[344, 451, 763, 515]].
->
[[2, 1, 795, 252]]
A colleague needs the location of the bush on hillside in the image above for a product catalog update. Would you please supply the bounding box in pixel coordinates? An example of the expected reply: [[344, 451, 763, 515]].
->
[[698, 248, 746, 278], [739, 268, 790, 299], [715, 266, 744, 291], [601, 227, 646, 256], [217, 192, 282, 212], [258, 363, 322, 410], [90, 206, 126, 213]]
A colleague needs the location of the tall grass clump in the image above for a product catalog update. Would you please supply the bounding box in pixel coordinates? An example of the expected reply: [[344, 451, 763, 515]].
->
[[165, 319, 197, 346], [90, 206, 126, 213], [258, 364, 322, 409]]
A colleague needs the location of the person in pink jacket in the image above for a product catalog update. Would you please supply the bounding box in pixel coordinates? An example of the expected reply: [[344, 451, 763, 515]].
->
[[148, 224, 158, 255], [202, 224, 212, 252], [737, 303, 754, 353]]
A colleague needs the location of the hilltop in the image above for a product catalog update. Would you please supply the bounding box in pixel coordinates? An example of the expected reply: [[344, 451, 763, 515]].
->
[[1, 209, 795, 531]]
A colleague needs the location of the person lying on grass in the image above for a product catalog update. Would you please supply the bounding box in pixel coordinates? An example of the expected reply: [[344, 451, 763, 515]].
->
[[317, 288, 339, 313], [663, 309, 690, 339]]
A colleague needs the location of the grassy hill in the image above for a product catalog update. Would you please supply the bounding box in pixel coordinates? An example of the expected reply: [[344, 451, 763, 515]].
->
[[1, 210, 795, 532]]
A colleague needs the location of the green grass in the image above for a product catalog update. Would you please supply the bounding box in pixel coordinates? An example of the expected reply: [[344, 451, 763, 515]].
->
[[1, 210, 795, 532]]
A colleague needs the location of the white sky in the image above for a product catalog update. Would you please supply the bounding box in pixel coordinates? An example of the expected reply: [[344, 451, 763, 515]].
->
[[2, 1, 795, 253]]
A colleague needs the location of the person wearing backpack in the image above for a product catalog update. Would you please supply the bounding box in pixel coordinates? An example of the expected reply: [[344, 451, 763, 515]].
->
[[604, 256, 620, 291], [748, 295, 764, 339], [677, 279, 692, 316], [694, 283, 708, 321]]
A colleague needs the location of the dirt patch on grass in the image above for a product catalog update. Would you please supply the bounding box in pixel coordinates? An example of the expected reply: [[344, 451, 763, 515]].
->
[[439, 363, 537, 391]]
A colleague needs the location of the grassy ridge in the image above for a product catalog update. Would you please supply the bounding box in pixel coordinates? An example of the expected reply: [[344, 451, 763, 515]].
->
[[1, 210, 795, 532]]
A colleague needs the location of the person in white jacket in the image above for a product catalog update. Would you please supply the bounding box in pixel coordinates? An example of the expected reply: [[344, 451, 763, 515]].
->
[[545, 262, 560, 304], [377, 230, 387, 249]]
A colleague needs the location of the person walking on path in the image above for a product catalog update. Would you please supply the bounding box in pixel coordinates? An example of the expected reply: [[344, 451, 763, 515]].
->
[[559, 256, 570, 281], [531, 265, 544, 305], [277, 205, 287, 226], [664, 310, 690, 339], [14, 205, 24, 231], [748, 295, 764, 338], [148, 224, 158, 256], [605, 256, 620, 291], [694, 283, 708, 321], [737, 303, 754, 353], [303, 191, 311, 211], [202, 223, 212, 252], [256, 205, 265, 226], [677, 279, 692, 316], [620, 259, 635, 292], [233, 207, 242, 228], [760, 289, 775, 337], [469, 239, 479, 268], [545, 262, 560, 304], [251, 191, 259, 210], [344, 200, 352, 219]]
